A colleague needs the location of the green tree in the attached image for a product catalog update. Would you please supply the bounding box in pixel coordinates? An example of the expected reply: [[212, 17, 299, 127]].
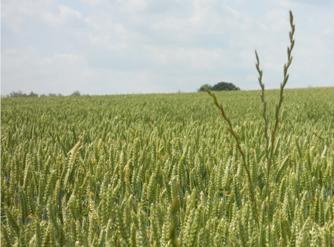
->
[[211, 82, 239, 91]]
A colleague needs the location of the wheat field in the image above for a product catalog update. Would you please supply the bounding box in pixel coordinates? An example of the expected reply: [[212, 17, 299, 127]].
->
[[1, 88, 333, 246]]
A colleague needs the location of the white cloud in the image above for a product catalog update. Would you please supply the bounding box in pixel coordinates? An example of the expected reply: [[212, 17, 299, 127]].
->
[[43, 4, 82, 27], [80, 0, 100, 5], [1, 0, 333, 95], [2, 0, 53, 32]]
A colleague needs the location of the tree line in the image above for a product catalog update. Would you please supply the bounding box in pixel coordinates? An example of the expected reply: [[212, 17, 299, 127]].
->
[[7, 90, 81, 97]]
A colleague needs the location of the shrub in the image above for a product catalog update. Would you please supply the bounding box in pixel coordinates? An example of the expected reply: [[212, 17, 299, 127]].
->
[[211, 82, 240, 91], [198, 82, 239, 92]]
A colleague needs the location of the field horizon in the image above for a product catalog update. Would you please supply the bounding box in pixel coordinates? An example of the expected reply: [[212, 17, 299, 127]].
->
[[2, 85, 334, 98]]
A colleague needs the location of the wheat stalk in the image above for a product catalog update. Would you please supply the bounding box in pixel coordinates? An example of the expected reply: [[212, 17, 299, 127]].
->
[[255, 11, 296, 226], [206, 90, 259, 224]]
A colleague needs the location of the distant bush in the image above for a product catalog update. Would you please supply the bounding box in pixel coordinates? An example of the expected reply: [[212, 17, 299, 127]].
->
[[70, 91, 81, 96], [212, 82, 240, 91], [198, 82, 239, 92]]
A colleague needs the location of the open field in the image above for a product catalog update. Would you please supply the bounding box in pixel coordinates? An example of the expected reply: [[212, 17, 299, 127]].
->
[[1, 88, 334, 246]]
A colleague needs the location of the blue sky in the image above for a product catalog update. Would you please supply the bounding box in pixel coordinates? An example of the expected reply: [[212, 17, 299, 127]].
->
[[1, 0, 334, 95]]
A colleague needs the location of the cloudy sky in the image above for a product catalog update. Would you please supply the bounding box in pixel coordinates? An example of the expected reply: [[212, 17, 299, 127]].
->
[[1, 0, 334, 95]]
